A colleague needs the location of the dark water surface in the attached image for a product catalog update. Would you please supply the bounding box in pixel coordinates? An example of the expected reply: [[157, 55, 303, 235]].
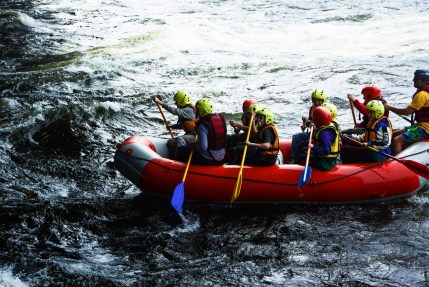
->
[[1, 0, 429, 286]]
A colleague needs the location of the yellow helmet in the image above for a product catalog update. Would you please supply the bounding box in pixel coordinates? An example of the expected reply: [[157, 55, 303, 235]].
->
[[195, 98, 213, 117], [257, 107, 274, 125], [174, 90, 192, 108], [366, 100, 384, 119], [311, 89, 328, 101], [321, 102, 337, 121], [246, 104, 262, 114]]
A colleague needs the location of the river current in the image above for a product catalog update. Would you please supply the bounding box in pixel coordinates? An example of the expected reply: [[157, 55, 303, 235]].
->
[[1, 0, 429, 286]]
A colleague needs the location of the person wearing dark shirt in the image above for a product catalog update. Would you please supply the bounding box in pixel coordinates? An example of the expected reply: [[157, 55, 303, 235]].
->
[[244, 107, 279, 166]]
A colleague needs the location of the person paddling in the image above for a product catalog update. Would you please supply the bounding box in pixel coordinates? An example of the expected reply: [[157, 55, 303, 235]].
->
[[244, 106, 280, 166], [341, 100, 392, 163], [154, 91, 198, 159], [290, 89, 327, 163], [227, 99, 259, 148], [177, 98, 227, 165], [307, 106, 340, 171], [343, 85, 388, 135]]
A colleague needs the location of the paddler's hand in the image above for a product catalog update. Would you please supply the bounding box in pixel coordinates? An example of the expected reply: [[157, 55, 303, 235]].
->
[[153, 96, 162, 105], [229, 120, 237, 128], [347, 93, 355, 101], [301, 116, 307, 131]]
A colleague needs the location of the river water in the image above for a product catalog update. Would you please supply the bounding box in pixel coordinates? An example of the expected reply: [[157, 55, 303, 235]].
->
[[1, 0, 429, 286]]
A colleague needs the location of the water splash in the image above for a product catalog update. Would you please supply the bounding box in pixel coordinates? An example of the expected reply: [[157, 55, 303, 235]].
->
[[0, 268, 29, 287]]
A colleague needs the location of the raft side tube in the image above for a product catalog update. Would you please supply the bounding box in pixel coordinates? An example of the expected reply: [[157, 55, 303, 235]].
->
[[115, 139, 160, 187]]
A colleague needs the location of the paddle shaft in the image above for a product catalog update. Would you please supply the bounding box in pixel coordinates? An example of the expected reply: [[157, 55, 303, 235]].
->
[[342, 134, 429, 179], [182, 134, 198, 182], [397, 114, 413, 124], [231, 114, 255, 203], [343, 135, 390, 156], [156, 102, 175, 139], [302, 125, 314, 182], [170, 134, 199, 213], [349, 99, 358, 128]]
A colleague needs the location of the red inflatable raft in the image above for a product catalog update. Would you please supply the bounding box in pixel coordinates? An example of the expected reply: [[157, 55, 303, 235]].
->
[[115, 136, 429, 204]]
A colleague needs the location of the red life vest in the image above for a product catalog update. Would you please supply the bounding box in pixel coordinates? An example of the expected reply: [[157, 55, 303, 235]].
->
[[413, 87, 429, 123], [197, 113, 227, 150]]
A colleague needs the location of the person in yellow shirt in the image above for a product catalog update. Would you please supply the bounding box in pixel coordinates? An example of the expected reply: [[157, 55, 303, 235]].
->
[[384, 69, 429, 155]]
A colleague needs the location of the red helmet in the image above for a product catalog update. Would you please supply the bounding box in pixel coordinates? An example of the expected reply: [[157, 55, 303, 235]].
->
[[242, 99, 258, 111], [312, 107, 332, 127], [361, 86, 381, 102]]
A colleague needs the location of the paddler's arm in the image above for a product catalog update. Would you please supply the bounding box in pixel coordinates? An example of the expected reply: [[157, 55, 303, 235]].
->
[[245, 141, 270, 150], [384, 103, 416, 116]]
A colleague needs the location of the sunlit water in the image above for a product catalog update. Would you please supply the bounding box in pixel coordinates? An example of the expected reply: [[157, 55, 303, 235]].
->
[[1, 0, 429, 285]]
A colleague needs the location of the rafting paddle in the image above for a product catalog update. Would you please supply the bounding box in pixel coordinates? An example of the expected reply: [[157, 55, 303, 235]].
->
[[155, 101, 175, 139], [348, 98, 358, 128], [298, 125, 314, 188], [171, 135, 198, 213], [231, 113, 255, 203], [342, 135, 429, 179]]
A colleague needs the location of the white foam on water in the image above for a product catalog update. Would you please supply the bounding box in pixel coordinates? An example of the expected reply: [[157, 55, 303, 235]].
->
[[166, 212, 201, 236], [0, 268, 29, 287]]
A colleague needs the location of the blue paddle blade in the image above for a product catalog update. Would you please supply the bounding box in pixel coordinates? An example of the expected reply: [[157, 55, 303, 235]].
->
[[298, 166, 312, 188], [171, 182, 185, 213]]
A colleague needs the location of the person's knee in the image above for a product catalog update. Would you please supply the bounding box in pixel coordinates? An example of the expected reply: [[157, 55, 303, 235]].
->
[[391, 135, 405, 155], [392, 128, 405, 138], [394, 134, 405, 146], [167, 139, 177, 150]]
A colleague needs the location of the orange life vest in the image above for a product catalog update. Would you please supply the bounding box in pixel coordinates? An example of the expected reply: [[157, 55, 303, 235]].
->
[[257, 124, 279, 157]]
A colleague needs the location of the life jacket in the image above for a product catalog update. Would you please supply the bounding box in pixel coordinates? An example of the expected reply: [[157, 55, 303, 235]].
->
[[332, 120, 341, 134], [241, 114, 249, 126], [197, 113, 227, 150], [257, 124, 279, 157], [179, 105, 199, 133], [361, 97, 388, 127], [364, 116, 392, 142], [412, 87, 429, 123], [313, 123, 340, 158]]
